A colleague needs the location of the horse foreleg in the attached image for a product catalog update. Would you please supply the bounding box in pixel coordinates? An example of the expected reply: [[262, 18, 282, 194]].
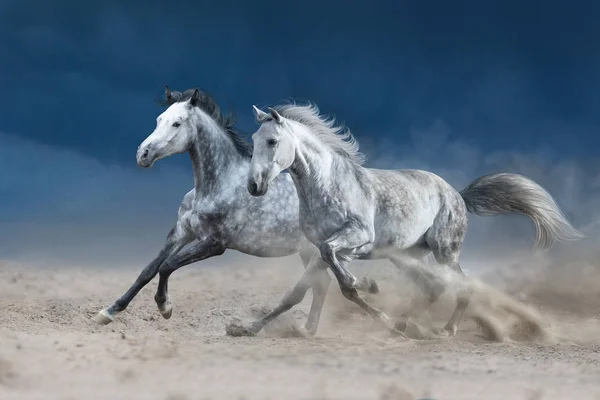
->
[[154, 238, 225, 319], [225, 254, 326, 337], [319, 223, 409, 338], [298, 248, 332, 336], [94, 224, 192, 325]]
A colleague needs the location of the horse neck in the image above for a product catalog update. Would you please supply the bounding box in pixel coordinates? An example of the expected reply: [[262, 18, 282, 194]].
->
[[288, 133, 335, 199], [188, 120, 248, 196]]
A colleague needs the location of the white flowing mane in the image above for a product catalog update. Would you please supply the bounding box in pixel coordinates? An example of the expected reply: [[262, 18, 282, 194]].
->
[[273, 103, 366, 165]]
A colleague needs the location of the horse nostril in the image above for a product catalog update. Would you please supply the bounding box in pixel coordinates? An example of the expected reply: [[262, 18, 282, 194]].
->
[[248, 182, 258, 194], [142, 148, 149, 159]]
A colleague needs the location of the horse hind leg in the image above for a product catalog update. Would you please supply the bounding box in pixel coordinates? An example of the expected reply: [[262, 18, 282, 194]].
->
[[426, 230, 470, 336], [424, 247, 471, 336], [388, 252, 447, 318], [441, 261, 470, 335]]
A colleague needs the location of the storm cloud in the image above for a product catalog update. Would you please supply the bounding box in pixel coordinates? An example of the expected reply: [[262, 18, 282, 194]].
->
[[0, 0, 598, 269]]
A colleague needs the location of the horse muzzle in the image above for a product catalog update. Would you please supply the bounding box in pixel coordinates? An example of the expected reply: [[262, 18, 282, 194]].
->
[[136, 146, 155, 168], [247, 179, 268, 197]]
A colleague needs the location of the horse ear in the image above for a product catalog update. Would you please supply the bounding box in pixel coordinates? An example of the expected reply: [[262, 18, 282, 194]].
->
[[165, 85, 175, 105], [253, 105, 268, 122], [190, 89, 200, 107], [268, 107, 282, 124]]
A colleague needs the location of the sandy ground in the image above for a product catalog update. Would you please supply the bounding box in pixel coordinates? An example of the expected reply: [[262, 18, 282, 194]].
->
[[0, 256, 599, 400]]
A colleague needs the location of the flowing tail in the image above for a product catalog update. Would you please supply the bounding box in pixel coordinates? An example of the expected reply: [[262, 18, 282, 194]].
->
[[460, 173, 583, 249]]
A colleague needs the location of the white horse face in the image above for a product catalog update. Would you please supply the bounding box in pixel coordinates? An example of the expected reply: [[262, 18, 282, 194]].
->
[[137, 92, 200, 168], [248, 107, 295, 196]]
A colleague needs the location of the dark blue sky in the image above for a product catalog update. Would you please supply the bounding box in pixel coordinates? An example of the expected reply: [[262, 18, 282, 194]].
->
[[1, 0, 599, 266]]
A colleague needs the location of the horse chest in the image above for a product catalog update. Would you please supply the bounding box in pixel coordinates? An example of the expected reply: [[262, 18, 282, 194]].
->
[[299, 196, 347, 242]]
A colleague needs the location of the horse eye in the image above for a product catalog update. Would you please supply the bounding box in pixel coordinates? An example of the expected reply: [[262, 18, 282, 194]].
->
[[267, 139, 278, 147], [172, 122, 181, 128]]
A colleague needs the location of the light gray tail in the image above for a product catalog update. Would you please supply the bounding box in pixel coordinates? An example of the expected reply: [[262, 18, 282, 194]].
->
[[460, 173, 583, 249]]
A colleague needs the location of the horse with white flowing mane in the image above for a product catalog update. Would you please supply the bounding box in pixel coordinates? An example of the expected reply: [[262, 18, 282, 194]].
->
[[231, 102, 582, 337], [93, 88, 379, 333]]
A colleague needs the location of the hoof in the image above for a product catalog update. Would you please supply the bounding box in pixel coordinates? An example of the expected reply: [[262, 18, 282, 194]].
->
[[276, 322, 309, 338], [391, 328, 409, 339], [427, 323, 455, 337], [442, 323, 458, 337], [430, 326, 446, 335], [93, 309, 115, 325], [385, 319, 409, 339], [367, 278, 379, 294], [394, 319, 408, 332], [358, 275, 380, 294], [404, 320, 438, 340], [303, 324, 317, 337], [157, 301, 173, 320], [225, 320, 257, 337], [473, 316, 505, 342]]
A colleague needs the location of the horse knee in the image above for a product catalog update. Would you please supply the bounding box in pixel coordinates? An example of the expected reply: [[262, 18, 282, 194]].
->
[[319, 243, 357, 289], [340, 286, 359, 300], [158, 258, 177, 277], [318, 243, 334, 266], [138, 268, 158, 283]]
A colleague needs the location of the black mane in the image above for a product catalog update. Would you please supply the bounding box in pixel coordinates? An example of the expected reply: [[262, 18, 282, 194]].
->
[[158, 88, 253, 157]]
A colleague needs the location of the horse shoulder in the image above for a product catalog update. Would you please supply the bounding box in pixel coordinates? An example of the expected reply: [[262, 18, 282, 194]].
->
[[176, 189, 195, 219]]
